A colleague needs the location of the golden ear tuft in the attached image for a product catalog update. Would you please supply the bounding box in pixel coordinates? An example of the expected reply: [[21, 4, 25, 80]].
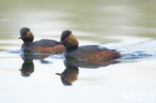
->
[[67, 34, 79, 46], [26, 31, 32, 36], [25, 31, 34, 38]]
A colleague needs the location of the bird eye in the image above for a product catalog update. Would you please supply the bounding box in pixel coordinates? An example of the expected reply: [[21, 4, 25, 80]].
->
[[24, 33, 27, 36], [64, 38, 68, 41]]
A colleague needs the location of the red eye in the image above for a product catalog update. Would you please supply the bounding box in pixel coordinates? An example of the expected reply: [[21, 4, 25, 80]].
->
[[64, 38, 68, 41], [64, 77, 68, 81], [24, 33, 27, 36]]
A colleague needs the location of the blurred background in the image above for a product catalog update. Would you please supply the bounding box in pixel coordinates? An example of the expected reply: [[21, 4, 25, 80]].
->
[[0, 0, 156, 103], [0, 0, 156, 44]]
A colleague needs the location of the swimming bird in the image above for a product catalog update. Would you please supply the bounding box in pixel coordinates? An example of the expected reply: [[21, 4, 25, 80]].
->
[[19, 27, 65, 56], [60, 30, 121, 61]]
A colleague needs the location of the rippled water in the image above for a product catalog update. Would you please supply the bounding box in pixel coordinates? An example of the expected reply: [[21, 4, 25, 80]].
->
[[0, 0, 156, 103]]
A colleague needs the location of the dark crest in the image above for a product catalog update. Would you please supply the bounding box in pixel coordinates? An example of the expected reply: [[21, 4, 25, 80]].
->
[[61, 30, 72, 41], [20, 27, 30, 37]]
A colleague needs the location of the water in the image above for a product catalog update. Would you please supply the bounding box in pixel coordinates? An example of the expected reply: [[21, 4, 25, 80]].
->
[[0, 0, 156, 103]]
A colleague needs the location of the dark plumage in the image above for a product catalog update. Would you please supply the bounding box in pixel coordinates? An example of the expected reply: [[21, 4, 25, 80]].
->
[[21, 61, 34, 77], [19, 27, 65, 55], [60, 30, 71, 41], [60, 30, 121, 61]]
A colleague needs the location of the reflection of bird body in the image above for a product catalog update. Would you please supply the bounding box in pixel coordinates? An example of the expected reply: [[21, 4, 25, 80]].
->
[[21, 50, 52, 60], [19, 27, 65, 56], [64, 56, 119, 68], [20, 49, 51, 77], [57, 56, 119, 86], [20, 50, 34, 77], [60, 30, 121, 61]]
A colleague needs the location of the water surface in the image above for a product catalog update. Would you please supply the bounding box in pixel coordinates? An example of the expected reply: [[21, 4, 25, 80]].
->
[[0, 0, 156, 103]]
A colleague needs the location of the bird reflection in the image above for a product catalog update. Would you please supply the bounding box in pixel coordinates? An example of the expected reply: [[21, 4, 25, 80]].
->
[[20, 50, 51, 77], [21, 60, 34, 77], [56, 65, 79, 86], [56, 57, 119, 86]]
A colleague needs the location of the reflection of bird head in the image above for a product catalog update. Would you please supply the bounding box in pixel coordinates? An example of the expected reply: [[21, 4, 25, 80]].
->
[[56, 65, 79, 86], [20, 62, 34, 77]]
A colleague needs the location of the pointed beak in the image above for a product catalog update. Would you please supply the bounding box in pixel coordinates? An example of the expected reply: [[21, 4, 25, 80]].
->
[[56, 73, 63, 76]]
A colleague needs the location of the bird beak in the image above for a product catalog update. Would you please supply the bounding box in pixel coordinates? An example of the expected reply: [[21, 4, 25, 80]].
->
[[56, 73, 63, 76]]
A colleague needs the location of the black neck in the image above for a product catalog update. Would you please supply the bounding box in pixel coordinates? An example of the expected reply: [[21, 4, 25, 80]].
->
[[23, 41, 33, 45], [66, 45, 78, 51], [22, 36, 34, 43]]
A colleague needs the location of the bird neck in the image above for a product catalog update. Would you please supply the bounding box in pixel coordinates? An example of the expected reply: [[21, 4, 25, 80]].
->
[[23, 41, 33, 45], [66, 45, 78, 51]]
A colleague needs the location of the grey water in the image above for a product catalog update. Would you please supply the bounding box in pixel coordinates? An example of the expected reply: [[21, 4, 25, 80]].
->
[[0, 0, 156, 103]]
